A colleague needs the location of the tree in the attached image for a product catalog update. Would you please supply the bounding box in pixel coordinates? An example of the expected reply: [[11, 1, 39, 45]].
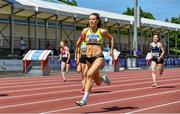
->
[[165, 18, 170, 22], [58, 0, 77, 6], [123, 7, 155, 54], [123, 7, 155, 20], [168, 16, 180, 54], [171, 16, 180, 24]]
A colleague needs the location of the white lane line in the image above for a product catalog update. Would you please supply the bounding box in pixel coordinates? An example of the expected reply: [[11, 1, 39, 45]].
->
[[0, 70, 178, 83], [41, 88, 180, 113], [0, 73, 79, 80], [0, 81, 180, 110], [126, 100, 180, 114], [0, 72, 153, 84], [1, 72, 179, 89], [0, 73, 146, 86], [0, 80, 65, 86], [0, 72, 125, 81], [1, 77, 180, 100], [0, 68, 178, 81], [1, 74, 179, 93]]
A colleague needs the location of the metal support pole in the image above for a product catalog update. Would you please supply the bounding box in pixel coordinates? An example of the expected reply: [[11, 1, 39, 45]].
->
[[35, 11, 38, 49], [73, 16, 77, 50], [38, 39, 40, 49], [164, 32, 167, 54], [133, 0, 138, 56], [159, 29, 162, 39], [145, 32, 147, 53], [128, 28, 130, 52], [175, 31, 178, 55], [117, 24, 121, 51], [55, 15, 59, 49], [140, 26, 143, 54], [44, 20, 47, 48], [27, 18, 31, 49], [10, 3, 14, 54], [59, 21, 62, 42], [150, 27, 153, 43], [130, 24, 133, 55], [167, 30, 170, 55]]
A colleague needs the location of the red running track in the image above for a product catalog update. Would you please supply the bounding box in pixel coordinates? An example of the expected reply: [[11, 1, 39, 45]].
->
[[0, 68, 180, 113]]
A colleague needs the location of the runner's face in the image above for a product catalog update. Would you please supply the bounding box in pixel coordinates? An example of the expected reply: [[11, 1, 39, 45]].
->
[[153, 35, 159, 43], [60, 42, 64, 47], [89, 15, 98, 27]]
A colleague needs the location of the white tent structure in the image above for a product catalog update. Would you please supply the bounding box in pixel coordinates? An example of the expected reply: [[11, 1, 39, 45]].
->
[[0, 0, 179, 55]]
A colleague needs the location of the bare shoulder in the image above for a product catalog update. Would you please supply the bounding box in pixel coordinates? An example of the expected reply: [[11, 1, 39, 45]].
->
[[82, 27, 89, 34], [65, 46, 69, 50], [158, 42, 163, 46], [99, 28, 107, 34]]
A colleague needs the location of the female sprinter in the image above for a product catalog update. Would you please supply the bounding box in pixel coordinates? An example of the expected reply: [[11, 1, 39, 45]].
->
[[75, 41, 88, 93], [76, 13, 114, 106], [59, 40, 70, 82], [150, 34, 165, 87]]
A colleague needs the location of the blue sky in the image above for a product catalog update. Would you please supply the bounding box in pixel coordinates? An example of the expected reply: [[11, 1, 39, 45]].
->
[[75, 0, 180, 21]]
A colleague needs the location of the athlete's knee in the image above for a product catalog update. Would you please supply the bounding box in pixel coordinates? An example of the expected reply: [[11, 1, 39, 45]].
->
[[77, 67, 81, 73], [86, 72, 93, 78], [61, 68, 65, 72], [151, 70, 156, 74], [86, 77, 93, 83], [66, 69, 69, 72]]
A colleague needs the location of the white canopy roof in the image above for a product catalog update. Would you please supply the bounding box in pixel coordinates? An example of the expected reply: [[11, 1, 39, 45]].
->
[[1, 0, 180, 31]]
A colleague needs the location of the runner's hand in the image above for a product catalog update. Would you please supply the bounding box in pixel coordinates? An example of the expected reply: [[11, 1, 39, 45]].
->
[[110, 50, 114, 60], [76, 59, 79, 64]]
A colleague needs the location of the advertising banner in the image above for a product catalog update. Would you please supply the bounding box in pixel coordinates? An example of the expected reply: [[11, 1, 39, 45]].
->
[[0, 60, 23, 71]]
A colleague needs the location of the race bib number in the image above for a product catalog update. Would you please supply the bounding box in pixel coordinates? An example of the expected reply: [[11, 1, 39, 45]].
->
[[152, 53, 159, 57], [81, 45, 87, 51], [87, 34, 100, 43], [62, 54, 68, 58]]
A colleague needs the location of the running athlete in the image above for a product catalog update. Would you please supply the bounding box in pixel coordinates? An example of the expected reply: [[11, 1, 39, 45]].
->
[[59, 40, 70, 82], [150, 34, 165, 87], [75, 41, 88, 93], [76, 13, 114, 106]]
